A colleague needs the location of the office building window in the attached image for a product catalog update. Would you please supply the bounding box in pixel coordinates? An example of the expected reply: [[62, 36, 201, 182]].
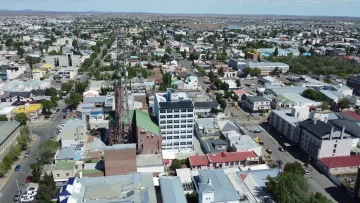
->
[[160, 115, 166, 119], [167, 115, 173, 118], [174, 120, 179, 123], [187, 141, 192, 145], [160, 110, 166, 113], [174, 136, 179, 139], [225, 162, 229, 166], [181, 135, 186, 139], [187, 124, 193, 128], [167, 120, 173, 123], [181, 130, 186, 133], [174, 142, 179, 146], [160, 121, 165, 124], [161, 131, 166, 134], [174, 109, 179, 113], [167, 131, 173, 134], [167, 136, 173, 139], [180, 142, 186, 145], [174, 131, 179, 134], [174, 115, 179, 118], [162, 136, 166, 140], [167, 125, 173, 129], [174, 125, 179, 128], [167, 110, 173, 113], [181, 114, 186, 118], [187, 130, 192, 133], [333, 149, 336, 153], [181, 125, 186, 128], [187, 114, 193, 117], [181, 109, 186, 112], [160, 126, 166, 129], [187, 119, 193, 122], [181, 120, 186, 123], [188, 109, 193, 112]]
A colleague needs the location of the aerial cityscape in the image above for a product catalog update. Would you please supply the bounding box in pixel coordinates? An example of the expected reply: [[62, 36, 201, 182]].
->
[[0, 2, 360, 203]]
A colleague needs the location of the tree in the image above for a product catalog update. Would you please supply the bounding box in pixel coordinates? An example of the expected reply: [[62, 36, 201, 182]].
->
[[235, 79, 241, 87], [221, 82, 229, 91], [38, 140, 60, 164], [165, 47, 172, 54], [356, 108, 360, 115], [298, 47, 306, 54], [17, 47, 25, 58], [171, 159, 182, 170], [75, 81, 88, 94], [186, 191, 198, 203], [36, 173, 56, 202], [146, 63, 154, 70], [72, 39, 78, 50], [271, 67, 280, 75], [218, 67, 224, 77], [338, 98, 350, 110], [25, 56, 37, 71], [14, 113, 28, 125], [61, 81, 74, 93], [100, 87, 110, 96], [65, 92, 82, 109], [18, 126, 30, 150], [321, 101, 330, 110], [283, 162, 304, 176], [95, 59, 100, 67], [208, 71, 215, 82], [0, 116, 8, 121], [302, 89, 324, 101], [41, 100, 55, 113], [44, 88, 57, 97], [206, 88, 210, 93], [273, 47, 279, 57], [181, 50, 187, 59]]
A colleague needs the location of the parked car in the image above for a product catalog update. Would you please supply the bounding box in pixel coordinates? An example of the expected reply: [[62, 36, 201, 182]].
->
[[25, 176, 32, 183], [304, 169, 309, 175], [63, 115, 66, 119], [21, 195, 34, 202], [253, 129, 262, 133], [15, 164, 21, 171], [13, 191, 21, 201], [27, 187, 38, 193], [266, 149, 272, 154], [278, 147, 285, 152], [24, 151, 29, 157]]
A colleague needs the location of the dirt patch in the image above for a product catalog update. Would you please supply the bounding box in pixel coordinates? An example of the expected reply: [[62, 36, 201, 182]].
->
[[147, 68, 162, 80], [134, 96, 149, 110]]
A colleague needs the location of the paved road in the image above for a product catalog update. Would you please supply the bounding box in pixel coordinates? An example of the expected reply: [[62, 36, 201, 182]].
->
[[0, 102, 67, 203]]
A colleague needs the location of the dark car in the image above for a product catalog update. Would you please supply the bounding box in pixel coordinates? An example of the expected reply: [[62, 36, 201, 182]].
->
[[25, 176, 32, 183], [278, 147, 285, 152], [13, 191, 21, 201], [253, 129, 262, 133], [15, 164, 21, 171], [63, 115, 67, 119]]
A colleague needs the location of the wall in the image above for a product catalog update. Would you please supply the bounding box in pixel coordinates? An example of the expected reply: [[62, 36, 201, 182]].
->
[[199, 192, 214, 203], [137, 166, 164, 173], [318, 138, 352, 158], [137, 126, 162, 155], [330, 166, 359, 175], [53, 169, 74, 182], [0, 127, 20, 161]]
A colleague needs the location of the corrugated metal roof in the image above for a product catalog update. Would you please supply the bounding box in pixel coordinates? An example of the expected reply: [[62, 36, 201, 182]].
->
[[159, 177, 187, 203]]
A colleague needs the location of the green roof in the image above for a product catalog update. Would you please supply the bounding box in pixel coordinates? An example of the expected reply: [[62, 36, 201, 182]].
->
[[54, 161, 75, 171], [130, 56, 139, 59], [135, 110, 160, 135]]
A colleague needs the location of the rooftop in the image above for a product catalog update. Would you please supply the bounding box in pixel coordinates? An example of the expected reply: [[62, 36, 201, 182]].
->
[[135, 110, 160, 135], [299, 119, 351, 139], [320, 156, 360, 168], [0, 121, 20, 145], [160, 177, 187, 203], [229, 135, 261, 152], [136, 154, 163, 167], [246, 96, 269, 103], [13, 103, 42, 113], [266, 86, 307, 96], [54, 161, 75, 171]]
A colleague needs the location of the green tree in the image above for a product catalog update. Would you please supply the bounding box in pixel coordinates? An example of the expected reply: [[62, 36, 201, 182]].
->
[[0, 116, 8, 121], [273, 47, 279, 57], [218, 67, 224, 77], [25, 56, 40, 71], [100, 87, 110, 96], [61, 81, 74, 93], [338, 98, 351, 110], [235, 79, 241, 87], [321, 101, 330, 110], [271, 67, 280, 75], [208, 71, 215, 82], [221, 82, 229, 91], [14, 113, 28, 125], [186, 191, 198, 203], [17, 47, 25, 58], [356, 108, 360, 115], [65, 92, 82, 109], [36, 173, 56, 202], [75, 81, 88, 94], [165, 47, 172, 54], [72, 39, 78, 50], [302, 89, 324, 101], [283, 162, 304, 176], [38, 140, 60, 164], [252, 68, 262, 76], [95, 59, 100, 67], [41, 100, 55, 112], [206, 88, 210, 93], [18, 126, 30, 150], [44, 88, 57, 96], [181, 50, 187, 59], [171, 159, 182, 170]]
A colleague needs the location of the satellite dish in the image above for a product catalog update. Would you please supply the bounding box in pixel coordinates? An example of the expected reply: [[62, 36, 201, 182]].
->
[[0, 91, 4, 95]]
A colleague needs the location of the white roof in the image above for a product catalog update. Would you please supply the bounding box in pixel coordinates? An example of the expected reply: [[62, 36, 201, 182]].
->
[[176, 168, 192, 183]]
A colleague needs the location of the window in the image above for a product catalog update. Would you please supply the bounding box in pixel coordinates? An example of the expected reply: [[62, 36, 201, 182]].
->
[[167, 110, 173, 113], [160, 121, 166, 124], [187, 135, 192, 138], [181, 114, 186, 118], [160, 110, 166, 113], [230, 162, 234, 166], [181, 120, 186, 123], [66, 173, 69, 176], [57, 174, 60, 177], [167, 125, 173, 129], [167, 136, 173, 139], [162, 136, 166, 140], [174, 136, 179, 139], [181, 125, 186, 128], [174, 125, 179, 128], [187, 130, 192, 133], [174, 131, 179, 134], [180, 142, 186, 145], [181, 135, 186, 139], [160, 126, 166, 129], [188, 109, 193, 112], [187, 141, 192, 145], [181, 109, 186, 112], [174, 142, 179, 146], [334, 144, 337, 148], [167, 143, 173, 146], [187, 124, 193, 128], [187, 119, 193, 122], [234, 161, 239, 165], [187, 114, 193, 117], [181, 130, 186, 133], [225, 162, 229, 166], [161, 131, 166, 134], [333, 149, 336, 153], [174, 109, 180, 113], [167, 120, 173, 123], [160, 115, 166, 119], [167, 131, 173, 134], [167, 115, 173, 118], [174, 115, 179, 118], [174, 120, 179, 123]]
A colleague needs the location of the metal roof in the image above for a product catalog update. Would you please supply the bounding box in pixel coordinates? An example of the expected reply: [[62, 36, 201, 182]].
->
[[0, 121, 20, 146], [159, 177, 187, 203]]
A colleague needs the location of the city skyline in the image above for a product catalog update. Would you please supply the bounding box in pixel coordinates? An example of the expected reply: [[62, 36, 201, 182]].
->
[[1, 0, 360, 17]]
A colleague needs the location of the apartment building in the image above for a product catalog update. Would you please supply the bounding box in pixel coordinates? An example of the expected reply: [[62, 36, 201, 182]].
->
[[298, 119, 353, 159], [0, 121, 20, 161], [347, 75, 360, 95], [45, 53, 81, 68], [242, 96, 271, 112], [154, 89, 194, 153]]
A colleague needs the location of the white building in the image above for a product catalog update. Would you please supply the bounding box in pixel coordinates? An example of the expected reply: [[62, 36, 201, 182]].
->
[[182, 76, 198, 90], [0, 64, 26, 80], [154, 89, 194, 153], [243, 96, 271, 112], [228, 134, 262, 156], [298, 119, 353, 159], [54, 67, 79, 80], [45, 53, 81, 68]]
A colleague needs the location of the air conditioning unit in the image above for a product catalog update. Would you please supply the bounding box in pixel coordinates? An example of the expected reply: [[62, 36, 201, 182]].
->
[[151, 134, 154, 137]]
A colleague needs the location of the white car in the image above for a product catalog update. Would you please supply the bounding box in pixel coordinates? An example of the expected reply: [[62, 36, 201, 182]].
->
[[27, 187, 38, 192], [21, 195, 34, 202], [0, 192, 2, 197], [26, 190, 37, 196]]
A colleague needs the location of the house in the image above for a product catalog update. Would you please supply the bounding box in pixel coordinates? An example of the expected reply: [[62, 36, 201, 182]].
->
[[52, 161, 79, 182], [160, 177, 187, 203], [0, 64, 26, 80], [56, 119, 87, 147], [228, 134, 262, 156], [103, 144, 137, 176], [0, 121, 20, 161], [32, 69, 47, 80], [176, 168, 195, 194], [298, 119, 353, 159], [193, 169, 241, 203], [8, 92, 33, 102], [189, 151, 259, 170], [12, 103, 42, 121], [242, 96, 271, 112], [0, 103, 16, 120], [195, 118, 220, 141], [58, 173, 157, 203], [135, 110, 161, 155], [54, 67, 79, 80], [318, 156, 360, 175], [272, 93, 321, 109]]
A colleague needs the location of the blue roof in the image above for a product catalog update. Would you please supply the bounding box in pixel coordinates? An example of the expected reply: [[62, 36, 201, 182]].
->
[[160, 177, 187, 203], [60, 185, 72, 196], [196, 169, 240, 201], [60, 197, 68, 203], [68, 177, 75, 185]]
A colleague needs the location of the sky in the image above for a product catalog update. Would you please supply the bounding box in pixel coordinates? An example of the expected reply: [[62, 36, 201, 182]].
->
[[1, 0, 360, 17]]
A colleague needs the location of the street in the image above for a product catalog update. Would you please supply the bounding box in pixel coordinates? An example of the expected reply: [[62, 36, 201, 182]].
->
[[0, 101, 67, 203]]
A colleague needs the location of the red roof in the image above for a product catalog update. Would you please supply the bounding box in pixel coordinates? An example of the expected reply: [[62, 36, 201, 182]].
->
[[207, 151, 257, 164], [163, 159, 170, 164], [240, 174, 248, 180], [189, 155, 209, 167], [342, 111, 360, 121], [233, 90, 248, 95], [320, 156, 360, 168], [342, 55, 353, 60]]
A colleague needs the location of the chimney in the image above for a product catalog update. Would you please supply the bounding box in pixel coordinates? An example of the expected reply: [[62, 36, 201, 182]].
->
[[314, 119, 317, 124], [329, 127, 334, 140], [324, 117, 328, 123], [79, 171, 83, 179], [207, 178, 212, 185], [340, 126, 346, 139]]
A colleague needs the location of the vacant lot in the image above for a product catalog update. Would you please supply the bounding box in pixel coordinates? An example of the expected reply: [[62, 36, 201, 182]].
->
[[147, 68, 162, 80]]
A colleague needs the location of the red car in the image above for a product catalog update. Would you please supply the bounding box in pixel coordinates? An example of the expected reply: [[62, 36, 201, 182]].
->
[[25, 176, 32, 183]]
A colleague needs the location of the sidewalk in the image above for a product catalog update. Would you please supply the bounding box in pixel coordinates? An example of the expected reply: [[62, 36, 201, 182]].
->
[[0, 135, 38, 191]]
